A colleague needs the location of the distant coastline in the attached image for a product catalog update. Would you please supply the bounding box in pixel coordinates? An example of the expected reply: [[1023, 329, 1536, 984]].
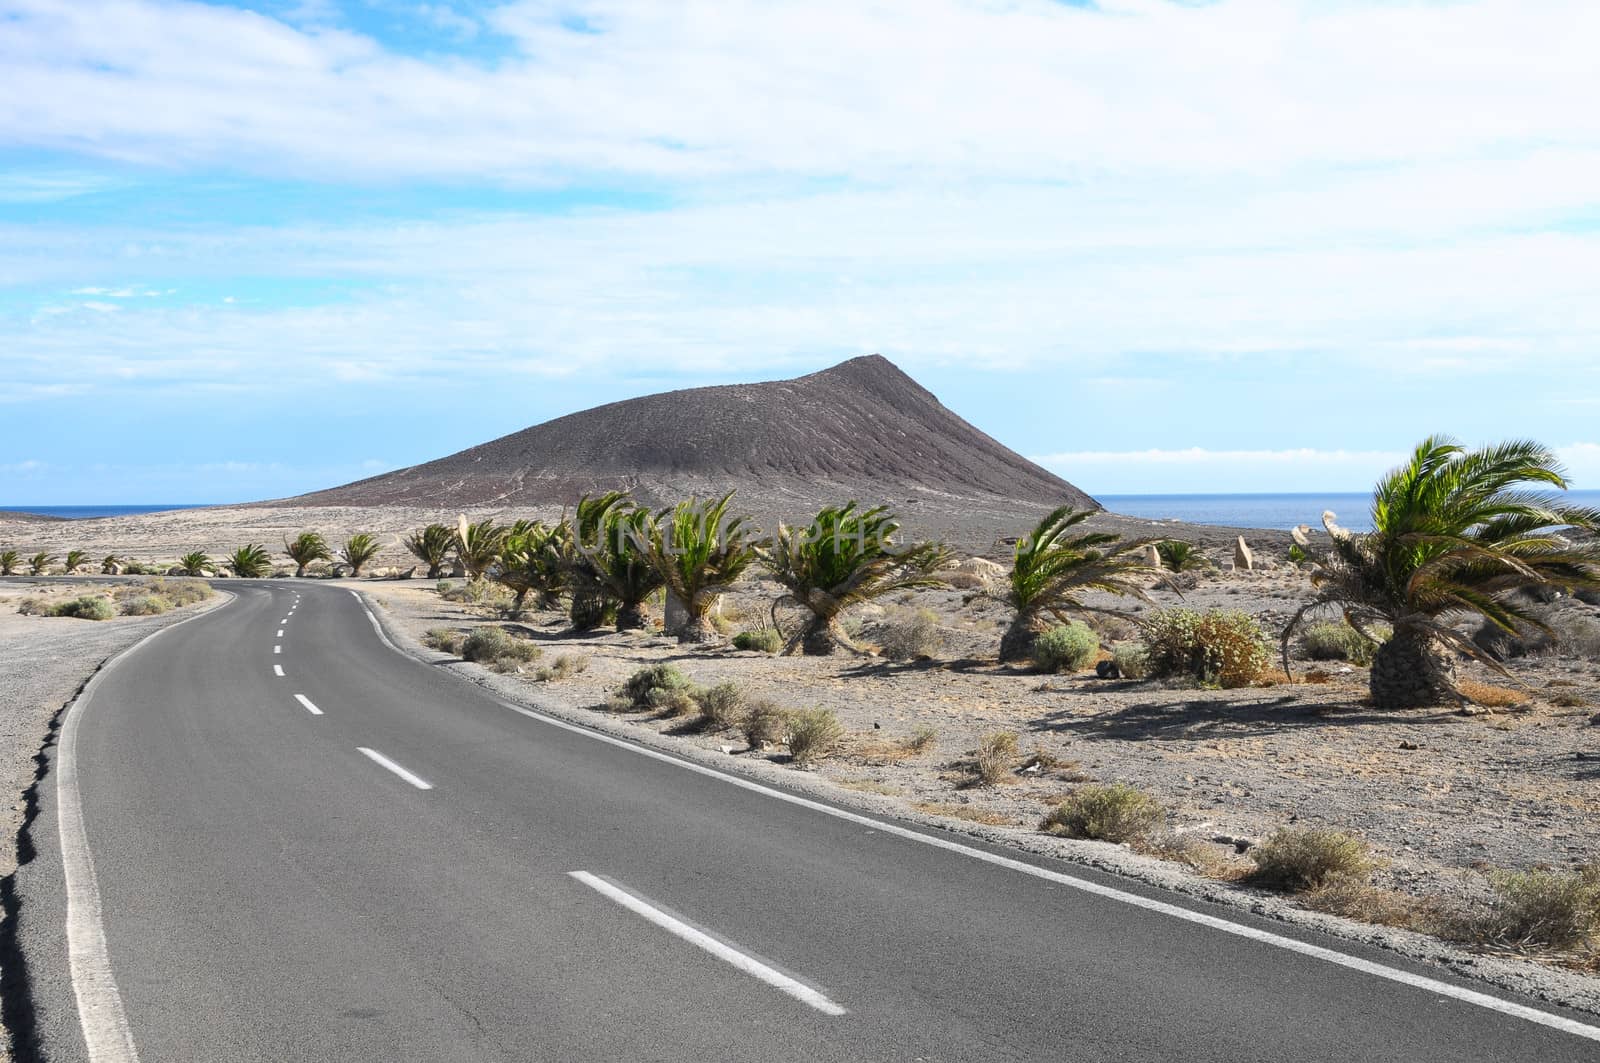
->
[[0, 504, 208, 521]]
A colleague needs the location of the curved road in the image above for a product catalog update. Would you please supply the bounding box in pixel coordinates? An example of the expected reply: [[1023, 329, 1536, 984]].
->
[[10, 581, 1600, 1061]]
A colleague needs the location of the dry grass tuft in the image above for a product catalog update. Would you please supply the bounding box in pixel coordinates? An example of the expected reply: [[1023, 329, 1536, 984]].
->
[[1040, 783, 1163, 843], [1456, 680, 1531, 708], [1249, 828, 1372, 891], [786, 708, 845, 766], [912, 801, 1020, 827], [970, 730, 1020, 786], [837, 777, 902, 796]]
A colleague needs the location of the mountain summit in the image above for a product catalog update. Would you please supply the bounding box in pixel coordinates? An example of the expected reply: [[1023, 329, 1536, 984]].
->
[[280, 355, 1097, 521]]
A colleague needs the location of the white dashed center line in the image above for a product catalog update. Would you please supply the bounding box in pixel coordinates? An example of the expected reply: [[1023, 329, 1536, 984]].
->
[[357, 748, 433, 790], [273, 665, 284, 677], [273, 645, 281, 655], [276, 629, 284, 638], [293, 694, 323, 716]]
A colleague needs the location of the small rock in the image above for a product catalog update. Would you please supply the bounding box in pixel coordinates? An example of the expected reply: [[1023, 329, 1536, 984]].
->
[[1095, 659, 1122, 679], [1399, 741, 1420, 750]]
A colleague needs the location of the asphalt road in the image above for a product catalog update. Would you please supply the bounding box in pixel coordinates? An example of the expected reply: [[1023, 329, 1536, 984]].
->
[[10, 581, 1600, 1061]]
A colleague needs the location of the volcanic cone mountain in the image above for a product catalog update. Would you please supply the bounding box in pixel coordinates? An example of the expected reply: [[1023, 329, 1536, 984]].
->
[[280, 355, 1096, 531]]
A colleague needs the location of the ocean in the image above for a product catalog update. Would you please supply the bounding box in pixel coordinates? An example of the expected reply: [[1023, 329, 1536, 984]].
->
[[1096, 491, 1600, 533], [1, 504, 207, 520]]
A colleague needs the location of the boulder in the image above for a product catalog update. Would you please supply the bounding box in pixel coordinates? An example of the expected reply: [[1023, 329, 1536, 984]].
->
[[1233, 536, 1254, 571], [1142, 544, 1162, 568], [165, 566, 186, 576], [331, 563, 354, 578]]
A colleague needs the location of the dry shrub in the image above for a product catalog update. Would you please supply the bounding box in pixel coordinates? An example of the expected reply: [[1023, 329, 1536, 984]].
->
[[461, 626, 542, 672], [1249, 828, 1372, 891], [693, 682, 746, 731], [1302, 877, 1435, 931], [1459, 866, 1600, 950], [423, 627, 464, 654], [912, 801, 1018, 827], [534, 654, 589, 682], [838, 777, 901, 796], [971, 730, 1019, 786], [741, 698, 787, 750], [878, 606, 944, 661], [1550, 690, 1591, 708], [1041, 783, 1163, 843], [16, 597, 49, 616], [52, 596, 114, 621], [144, 578, 212, 606], [1135, 831, 1249, 879], [732, 627, 783, 653], [1143, 608, 1271, 688], [622, 664, 692, 708], [1302, 622, 1380, 665], [1456, 680, 1531, 708], [785, 708, 844, 766], [118, 595, 171, 616]]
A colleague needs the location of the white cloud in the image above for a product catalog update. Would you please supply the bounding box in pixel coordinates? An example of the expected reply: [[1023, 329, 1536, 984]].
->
[[1, 0, 1597, 182]]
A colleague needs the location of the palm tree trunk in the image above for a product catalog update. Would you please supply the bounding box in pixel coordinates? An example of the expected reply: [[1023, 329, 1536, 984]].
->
[[1369, 626, 1458, 709], [295, 563, 307, 578], [570, 591, 611, 631], [616, 600, 651, 631], [801, 614, 847, 655], [427, 562, 442, 579], [1000, 609, 1048, 664]]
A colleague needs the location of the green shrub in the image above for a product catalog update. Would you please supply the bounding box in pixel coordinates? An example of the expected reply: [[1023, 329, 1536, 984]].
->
[[972, 730, 1020, 785], [1143, 608, 1271, 688], [439, 579, 513, 610], [622, 664, 692, 709], [785, 708, 844, 766], [533, 654, 589, 682], [1249, 828, 1372, 891], [879, 607, 944, 661], [1030, 622, 1099, 673], [1288, 543, 1308, 564], [1112, 643, 1149, 679], [118, 595, 171, 616], [51, 595, 114, 621], [732, 627, 784, 653], [423, 627, 464, 654], [1467, 866, 1600, 950], [693, 682, 746, 731], [1041, 783, 1163, 842], [741, 698, 787, 749], [461, 626, 542, 671], [1302, 622, 1380, 665]]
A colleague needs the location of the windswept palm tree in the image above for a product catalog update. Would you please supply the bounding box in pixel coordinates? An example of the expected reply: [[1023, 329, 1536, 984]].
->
[[403, 523, 455, 579], [177, 551, 212, 576], [1281, 436, 1600, 709], [759, 503, 950, 655], [284, 531, 331, 578], [454, 518, 507, 582], [29, 552, 56, 576], [563, 493, 663, 630], [226, 544, 272, 578], [340, 533, 381, 577], [0, 550, 19, 575], [495, 521, 569, 617], [100, 554, 123, 574], [1000, 507, 1157, 663], [649, 492, 757, 644], [63, 550, 88, 574]]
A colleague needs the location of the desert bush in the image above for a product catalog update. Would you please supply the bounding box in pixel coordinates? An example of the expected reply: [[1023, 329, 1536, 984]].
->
[[1040, 783, 1163, 842], [118, 595, 171, 616], [1112, 642, 1150, 680], [741, 698, 787, 749], [972, 730, 1020, 786], [51, 595, 114, 621], [149, 578, 212, 606], [903, 725, 938, 754], [438, 579, 514, 610], [534, 654, 589, 682], [879, 606, 944, 661], [732, 627, 784, 653], [1302, 622, 1380, 665], [16, 597, 49, 616], [622, 664, 693, 710], [1249, 828, 1372, 891], [1030, 622, 1098, 673], [1555, 615, 1600, 659], [1456, 680, 1531, 708], [461, 626, 542, 671], [423, 627, 464, 654], [1463, 866, 1600, 950], [785, 708, 844, 766], [1143, 608, 1272, 688], [693, 682, 746, 731]]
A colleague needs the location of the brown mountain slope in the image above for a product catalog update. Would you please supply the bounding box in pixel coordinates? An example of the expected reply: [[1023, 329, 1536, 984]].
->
[[275, 355, 1097, 522]]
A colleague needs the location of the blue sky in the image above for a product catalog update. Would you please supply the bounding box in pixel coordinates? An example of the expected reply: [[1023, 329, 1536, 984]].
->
[[4, 0, 1600, 504]]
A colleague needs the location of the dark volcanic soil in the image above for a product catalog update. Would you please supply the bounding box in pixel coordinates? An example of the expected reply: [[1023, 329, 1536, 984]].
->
[[273, 355, 1097, 524]]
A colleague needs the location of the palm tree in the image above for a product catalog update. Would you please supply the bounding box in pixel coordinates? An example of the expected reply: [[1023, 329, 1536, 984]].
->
[[177, 551, 212, 576], [226, 544, 272, 578], [29, 552, 56, 576], [1000, 507, 1157, 663], [100, 554, 123, 574], [649, 492, 758, 644], [0, 550, 18, 575], [63, 550, 88, 574], [283, 531, 331, 578], [760, 502, 950, 655], [454, 518, 507, 582], [495, 521, 569, 618], [1281, 437, 1600, 709], [403, 523, 454, 579], [340, 533, 381, 577], [564, 493, 663, 630]]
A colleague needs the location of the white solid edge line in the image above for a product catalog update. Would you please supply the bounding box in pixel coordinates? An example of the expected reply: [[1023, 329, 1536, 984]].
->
[[569, 871, 846, 1016], [484, 699, 1600, 1043], [56, 592, 235, 1062], [293, 694, 323, 716], [357, 747, 433, 790], [349, 589, 402, 654], [273, 664, 284, 677]]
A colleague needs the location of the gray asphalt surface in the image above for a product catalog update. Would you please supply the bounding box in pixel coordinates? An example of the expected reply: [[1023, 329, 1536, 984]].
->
[[10, 581, 1600, 1061]]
